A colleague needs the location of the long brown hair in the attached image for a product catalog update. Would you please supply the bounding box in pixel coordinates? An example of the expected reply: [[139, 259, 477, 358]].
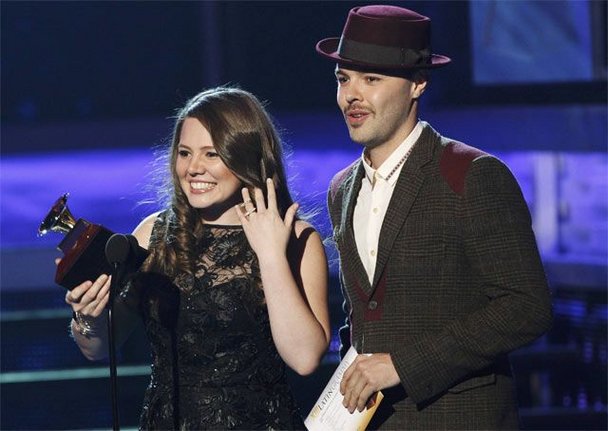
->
[[143, 86, 295, 278]]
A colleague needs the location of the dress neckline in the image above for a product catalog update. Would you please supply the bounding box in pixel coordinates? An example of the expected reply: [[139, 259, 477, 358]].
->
[[204, 223, 243, 230]]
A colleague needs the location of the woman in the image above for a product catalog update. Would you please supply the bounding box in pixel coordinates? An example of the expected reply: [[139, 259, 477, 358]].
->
[[65, 87, 330, 429]]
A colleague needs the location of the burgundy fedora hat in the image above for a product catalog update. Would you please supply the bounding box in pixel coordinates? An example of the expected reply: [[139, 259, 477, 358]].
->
[[316, 5, 450, 69]]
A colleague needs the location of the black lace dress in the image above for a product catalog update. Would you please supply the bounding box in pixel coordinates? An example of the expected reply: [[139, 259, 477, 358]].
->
[[125, 221, 304, 430]]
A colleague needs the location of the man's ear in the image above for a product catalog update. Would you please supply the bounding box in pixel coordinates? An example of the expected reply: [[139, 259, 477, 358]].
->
[[412, 78, 428, 99]]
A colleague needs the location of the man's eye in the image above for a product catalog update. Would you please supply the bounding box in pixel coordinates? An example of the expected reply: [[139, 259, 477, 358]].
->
[[336, 76, 347, 84], [366, 76, 380, 83]]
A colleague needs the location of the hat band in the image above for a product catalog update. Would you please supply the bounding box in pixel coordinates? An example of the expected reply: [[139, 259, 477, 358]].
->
[[338, 37, 430, 67]]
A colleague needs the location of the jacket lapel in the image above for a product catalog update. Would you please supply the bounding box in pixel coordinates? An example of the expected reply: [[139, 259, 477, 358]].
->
[[336, 161, 373, 294], [371, 125, 437, 289]]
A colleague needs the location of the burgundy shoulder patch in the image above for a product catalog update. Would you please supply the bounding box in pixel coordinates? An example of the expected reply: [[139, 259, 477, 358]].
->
[[439, 141, 486, 196]]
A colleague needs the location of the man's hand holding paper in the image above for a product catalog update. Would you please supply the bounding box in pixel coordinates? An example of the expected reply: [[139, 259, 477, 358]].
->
[[305, 347, 397, 431], [340, 352, 401, 413]]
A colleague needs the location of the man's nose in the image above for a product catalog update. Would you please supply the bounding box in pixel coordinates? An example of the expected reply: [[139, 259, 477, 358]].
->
[[343, 81, 362, 104]]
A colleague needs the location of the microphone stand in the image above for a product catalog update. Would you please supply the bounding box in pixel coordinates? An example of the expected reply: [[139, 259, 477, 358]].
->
[[104, 233, 148, 431], [107, 262, 123, 431]]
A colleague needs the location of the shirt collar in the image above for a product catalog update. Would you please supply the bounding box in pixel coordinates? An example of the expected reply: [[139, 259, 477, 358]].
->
[[360, 121, 423, 186]]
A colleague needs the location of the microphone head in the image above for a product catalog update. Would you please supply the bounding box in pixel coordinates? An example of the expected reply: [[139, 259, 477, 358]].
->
[[126, 234, 140, 251], [105, 234, 132, 264]]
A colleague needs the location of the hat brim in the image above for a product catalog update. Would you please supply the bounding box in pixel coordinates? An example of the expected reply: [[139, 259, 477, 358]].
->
[[316, 38, 451, 69]]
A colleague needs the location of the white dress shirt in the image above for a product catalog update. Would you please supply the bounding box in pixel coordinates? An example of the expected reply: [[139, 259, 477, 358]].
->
[[353, 121, 423, 283]]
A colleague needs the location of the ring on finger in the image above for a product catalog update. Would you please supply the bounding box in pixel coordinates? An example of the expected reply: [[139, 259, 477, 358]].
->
[[238, 199, 252, 208], [244, 208, 257, 217]]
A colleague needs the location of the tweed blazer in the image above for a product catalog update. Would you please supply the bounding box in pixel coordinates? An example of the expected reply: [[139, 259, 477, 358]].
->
[[327, 123, 553, 430]]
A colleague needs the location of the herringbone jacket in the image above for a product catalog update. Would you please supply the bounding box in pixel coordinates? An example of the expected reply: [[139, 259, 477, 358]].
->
[[327, 123, 553, 430]]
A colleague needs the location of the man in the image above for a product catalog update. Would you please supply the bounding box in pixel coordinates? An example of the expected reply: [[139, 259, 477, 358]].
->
[[316, 5, 553, 430]]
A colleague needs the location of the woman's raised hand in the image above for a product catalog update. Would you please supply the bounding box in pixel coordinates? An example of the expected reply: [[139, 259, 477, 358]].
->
[[236, 178, 298, 263]]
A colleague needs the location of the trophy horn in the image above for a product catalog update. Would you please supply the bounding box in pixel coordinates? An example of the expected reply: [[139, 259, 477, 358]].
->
[[38, 193, 77, 236]]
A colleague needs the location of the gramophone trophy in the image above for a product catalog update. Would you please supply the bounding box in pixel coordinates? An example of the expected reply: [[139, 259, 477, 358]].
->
[[38, 193, 114, 290]]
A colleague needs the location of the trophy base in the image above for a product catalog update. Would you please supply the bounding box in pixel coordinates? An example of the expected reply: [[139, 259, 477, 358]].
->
[[56, 219, 114, 290]]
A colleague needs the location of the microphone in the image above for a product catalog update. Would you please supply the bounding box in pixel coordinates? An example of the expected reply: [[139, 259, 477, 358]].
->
[[105, 234, 148, 270]]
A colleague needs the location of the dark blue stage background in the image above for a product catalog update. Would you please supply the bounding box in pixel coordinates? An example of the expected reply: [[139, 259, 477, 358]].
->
[[1, 1, 606, 430]]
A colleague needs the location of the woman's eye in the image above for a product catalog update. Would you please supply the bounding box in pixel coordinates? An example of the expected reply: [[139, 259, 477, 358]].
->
[[177, 150, 189, 157], [205, 151, 219, 158]]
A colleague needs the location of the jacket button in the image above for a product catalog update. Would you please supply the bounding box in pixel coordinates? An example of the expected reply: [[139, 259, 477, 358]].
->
[[368, 300, 378, 310]]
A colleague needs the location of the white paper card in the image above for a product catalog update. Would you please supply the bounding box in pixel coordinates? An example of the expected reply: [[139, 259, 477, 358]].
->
[[304, 346, 383, 431]]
